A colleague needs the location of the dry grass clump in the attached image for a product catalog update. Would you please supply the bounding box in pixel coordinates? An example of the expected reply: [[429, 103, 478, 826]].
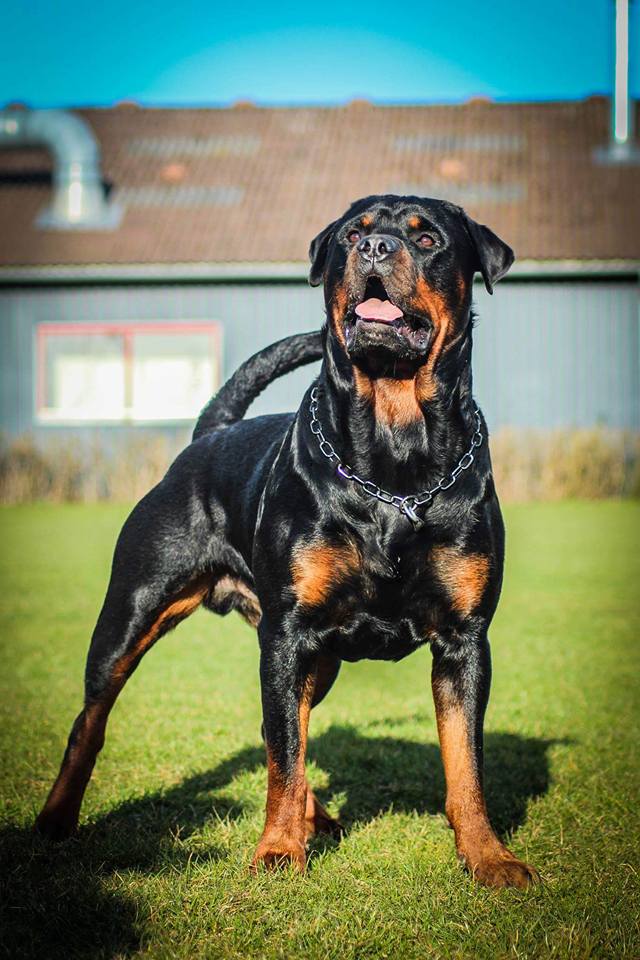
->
[[0, 433, 184, 504], [491, 428, 640, 502], [0, 428, 638, 504], [102, 436, 179, 502], [0, 436, 54, 503]]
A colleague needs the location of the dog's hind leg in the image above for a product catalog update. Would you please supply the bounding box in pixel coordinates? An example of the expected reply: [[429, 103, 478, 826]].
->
[[34, 482, 218, 840]]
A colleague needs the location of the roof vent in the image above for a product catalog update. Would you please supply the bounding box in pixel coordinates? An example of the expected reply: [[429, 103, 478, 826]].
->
[[594, 0, 640, 164], [0, 108, 122, 229]]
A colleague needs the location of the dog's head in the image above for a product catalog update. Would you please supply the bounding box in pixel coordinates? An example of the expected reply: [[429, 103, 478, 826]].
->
[[309, 195, 513, 372]]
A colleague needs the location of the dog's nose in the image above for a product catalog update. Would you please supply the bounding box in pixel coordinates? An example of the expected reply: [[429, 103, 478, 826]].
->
[[356, 234, 400, 263]]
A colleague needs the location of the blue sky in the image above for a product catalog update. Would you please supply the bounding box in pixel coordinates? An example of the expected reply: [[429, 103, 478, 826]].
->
[[2, 0, 638, 107]]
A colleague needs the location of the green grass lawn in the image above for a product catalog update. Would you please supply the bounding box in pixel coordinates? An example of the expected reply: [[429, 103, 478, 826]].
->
[[0, 501, 639, 959]]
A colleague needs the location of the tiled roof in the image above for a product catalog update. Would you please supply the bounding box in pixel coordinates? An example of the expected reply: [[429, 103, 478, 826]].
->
[[0, 98, 638, 267]]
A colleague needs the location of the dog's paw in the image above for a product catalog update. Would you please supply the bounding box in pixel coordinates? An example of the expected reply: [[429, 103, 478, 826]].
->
[[461, 847, 540, 889], [305, 788, 344, 840], [33, 808, 78, 842], [250, 833, 306, 873]]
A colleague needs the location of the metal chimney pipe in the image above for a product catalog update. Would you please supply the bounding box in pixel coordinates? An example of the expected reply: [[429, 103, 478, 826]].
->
[[0, 108, 121, 229], [594, 0, 639, 164], [613, 0, 634, 148]]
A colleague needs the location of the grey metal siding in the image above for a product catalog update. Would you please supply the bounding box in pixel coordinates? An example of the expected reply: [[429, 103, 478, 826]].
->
[[0, 283, 325, 444], [472, 281, 640, 430], [0, 279, 638, 440]]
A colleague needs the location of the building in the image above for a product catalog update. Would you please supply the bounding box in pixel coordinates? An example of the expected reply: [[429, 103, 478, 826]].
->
[[0, 98, 639, 454]]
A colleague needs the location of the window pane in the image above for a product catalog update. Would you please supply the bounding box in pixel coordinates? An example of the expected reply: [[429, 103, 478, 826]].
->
[[42, 333, 125, 420], [131, 332, 217, 421]]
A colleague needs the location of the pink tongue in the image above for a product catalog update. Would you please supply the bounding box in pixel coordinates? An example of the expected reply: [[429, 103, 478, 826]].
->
[[355, 298, 403, 323]]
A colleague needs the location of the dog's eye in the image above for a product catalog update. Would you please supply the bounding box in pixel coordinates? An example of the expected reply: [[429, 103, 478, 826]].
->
[[417, 234, 436, 248], [347, 230, 361, 245]]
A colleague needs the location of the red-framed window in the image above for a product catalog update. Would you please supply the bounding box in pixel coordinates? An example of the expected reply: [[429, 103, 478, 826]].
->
[[36, 322, 222, 423]]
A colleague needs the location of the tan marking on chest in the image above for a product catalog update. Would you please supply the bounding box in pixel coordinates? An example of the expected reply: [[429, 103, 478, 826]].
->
[[375, 378, 422, 425], [291, 541, 360, 608], [430, 547, 489, 617], [353, 370, 422, 426], [353, 366, 375, 402]]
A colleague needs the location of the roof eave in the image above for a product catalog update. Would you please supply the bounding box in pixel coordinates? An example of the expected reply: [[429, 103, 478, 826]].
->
[[0, 258, 638, 284]]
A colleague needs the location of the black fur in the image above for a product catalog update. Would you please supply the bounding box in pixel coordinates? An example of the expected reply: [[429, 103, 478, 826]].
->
[[35, 195, 538, 888], [193, 331, 322, 438]]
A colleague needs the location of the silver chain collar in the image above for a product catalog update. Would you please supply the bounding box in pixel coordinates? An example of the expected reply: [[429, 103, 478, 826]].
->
[[308, 386, 483, 525]]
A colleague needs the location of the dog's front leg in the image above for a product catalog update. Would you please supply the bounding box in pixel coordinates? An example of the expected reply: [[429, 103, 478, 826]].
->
[[252, 623, 317, 872], [431, 633, 539, 888]]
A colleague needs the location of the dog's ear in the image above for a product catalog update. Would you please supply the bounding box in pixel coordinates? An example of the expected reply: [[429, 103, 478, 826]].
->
[[463, 214, 514, 294], [308, 219, 339, 287]]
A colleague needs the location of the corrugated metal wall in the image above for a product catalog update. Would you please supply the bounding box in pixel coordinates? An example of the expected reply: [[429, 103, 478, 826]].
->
[[0, 279, 638, 441], [472, 280, 640, 430]]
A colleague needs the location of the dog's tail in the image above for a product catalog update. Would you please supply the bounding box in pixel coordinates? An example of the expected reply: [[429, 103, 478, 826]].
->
[[192, 330, 323, 440]]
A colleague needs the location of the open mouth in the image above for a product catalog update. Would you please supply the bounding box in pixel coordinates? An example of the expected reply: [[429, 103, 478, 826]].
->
[[355, 276, 404, 326], [346, 276, 431, 356]]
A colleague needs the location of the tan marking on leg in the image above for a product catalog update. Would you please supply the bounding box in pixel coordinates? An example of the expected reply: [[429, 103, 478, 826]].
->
[[253, 671, 317, 871], [433, 679, 539, 888], [434, 696, 489, 840], [111, 575, 211, 681], [291, 541, 359, 609], [36, 575, 212, 839], [430, 547, 489, 617], [305, 784, 343, 839], [34, 700, 112, 839]]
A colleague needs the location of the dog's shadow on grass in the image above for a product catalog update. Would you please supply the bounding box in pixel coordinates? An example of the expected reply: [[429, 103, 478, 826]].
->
[[1, 724, 564, 959]]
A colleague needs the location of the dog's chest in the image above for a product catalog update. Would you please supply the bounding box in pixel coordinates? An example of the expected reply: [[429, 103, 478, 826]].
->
[[291, 532, 443, 658], [290, 512, 492, 661]]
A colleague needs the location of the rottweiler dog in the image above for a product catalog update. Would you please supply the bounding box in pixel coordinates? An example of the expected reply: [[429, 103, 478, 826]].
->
[[35, 194, 539, 888]]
